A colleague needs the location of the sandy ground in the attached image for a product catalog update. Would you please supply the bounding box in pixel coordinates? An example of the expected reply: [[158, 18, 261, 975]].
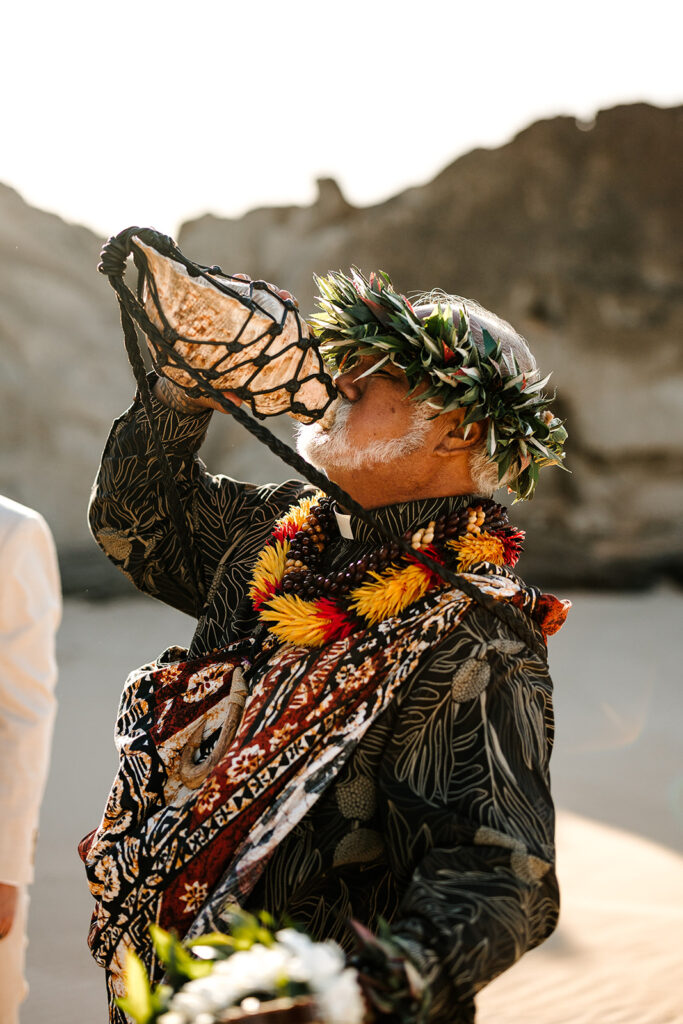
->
[[21, 589, 683, 1024]]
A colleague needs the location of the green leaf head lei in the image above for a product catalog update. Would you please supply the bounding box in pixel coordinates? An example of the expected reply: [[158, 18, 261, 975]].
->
[[309, 268, 568, 501]]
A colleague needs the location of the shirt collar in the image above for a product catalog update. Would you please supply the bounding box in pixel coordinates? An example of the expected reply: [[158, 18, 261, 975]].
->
[[332, 494, 479, 543], [334, 508, 355, 539]]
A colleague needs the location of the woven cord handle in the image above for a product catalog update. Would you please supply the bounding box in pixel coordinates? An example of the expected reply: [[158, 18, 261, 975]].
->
[[100, 228, 208, 611]]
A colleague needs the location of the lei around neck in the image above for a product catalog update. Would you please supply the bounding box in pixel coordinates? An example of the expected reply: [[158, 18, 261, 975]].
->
[[249, 493, 526, 647], [309, 269, 568, 501]]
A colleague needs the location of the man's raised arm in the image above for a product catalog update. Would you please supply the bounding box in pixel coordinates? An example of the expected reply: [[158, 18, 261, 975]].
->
[[88, 375, 301, 620]]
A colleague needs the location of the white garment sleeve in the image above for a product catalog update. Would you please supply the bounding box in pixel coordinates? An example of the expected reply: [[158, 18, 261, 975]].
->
[[0, 509, 61, 886]]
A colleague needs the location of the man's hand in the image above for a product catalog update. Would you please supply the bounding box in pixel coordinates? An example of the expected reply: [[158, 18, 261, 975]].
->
[[0, 883, 18, 940], [152, 375, 242, 414]]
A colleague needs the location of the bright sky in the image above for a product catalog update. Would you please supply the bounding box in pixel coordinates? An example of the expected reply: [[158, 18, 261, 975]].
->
[[2, 0, 681, 238]]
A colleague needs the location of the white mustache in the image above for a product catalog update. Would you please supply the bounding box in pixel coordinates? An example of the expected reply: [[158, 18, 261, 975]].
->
[[295, 398, 431, 472]]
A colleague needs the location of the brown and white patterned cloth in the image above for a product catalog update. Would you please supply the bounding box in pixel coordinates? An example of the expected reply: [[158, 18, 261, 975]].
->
[[85, 383, 564, 1024]]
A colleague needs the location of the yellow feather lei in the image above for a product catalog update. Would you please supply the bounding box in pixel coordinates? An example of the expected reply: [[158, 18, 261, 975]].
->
[[348, 563, 433, 626], [249, 495, 442, 646], [259, 594, 343, 647], [446, 532, 506, 572], [248, 540, 288, 607]]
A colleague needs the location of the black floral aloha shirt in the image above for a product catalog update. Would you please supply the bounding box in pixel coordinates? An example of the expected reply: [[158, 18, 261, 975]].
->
[[88, 385, 560, 1024]]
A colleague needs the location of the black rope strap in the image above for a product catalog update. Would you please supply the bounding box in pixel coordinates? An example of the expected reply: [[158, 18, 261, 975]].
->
[[113, 285, 208, 608], [99, 227, 541, 649]]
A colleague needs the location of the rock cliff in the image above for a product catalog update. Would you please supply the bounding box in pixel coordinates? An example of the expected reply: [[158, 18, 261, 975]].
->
[[1, 102, 681, 593]]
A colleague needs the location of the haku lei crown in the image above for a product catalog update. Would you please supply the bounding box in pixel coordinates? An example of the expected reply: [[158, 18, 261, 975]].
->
[[309, 268, 568, 501]]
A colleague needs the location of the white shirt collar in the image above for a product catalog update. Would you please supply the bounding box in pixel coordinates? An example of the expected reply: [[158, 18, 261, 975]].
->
[[334, 508, 355, 540]]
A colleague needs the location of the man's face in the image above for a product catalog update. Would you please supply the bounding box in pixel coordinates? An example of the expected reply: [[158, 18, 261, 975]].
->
[[296, 356, 449, 508]]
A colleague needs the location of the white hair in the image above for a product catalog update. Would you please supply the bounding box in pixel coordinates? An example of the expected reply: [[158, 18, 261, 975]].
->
[[413, 292, 538, 496]]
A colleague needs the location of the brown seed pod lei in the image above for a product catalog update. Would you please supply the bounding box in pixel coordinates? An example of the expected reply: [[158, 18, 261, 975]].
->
[[280, 498, 518, 602]]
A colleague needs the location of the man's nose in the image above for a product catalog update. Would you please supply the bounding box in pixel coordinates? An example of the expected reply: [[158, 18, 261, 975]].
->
[[333, 369, 361, 403], [333, 358, 373, 402]]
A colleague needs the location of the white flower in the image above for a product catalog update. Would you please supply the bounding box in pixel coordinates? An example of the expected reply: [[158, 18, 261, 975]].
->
[[169, 991, 214, 1018], [275, 931, 364, 1024], [174, 973, 239, 1013], [180, 977, 231, 1013], [302, 943, 345, 984], [166, 934, 364, 1024], [209, 944, 294, 1003], [274, 928, 315, 959], [276, 929, 344, 983], [315, 967, 365, 1024], [157, 1013, 186, 1024], [189, 944, 222, 961]]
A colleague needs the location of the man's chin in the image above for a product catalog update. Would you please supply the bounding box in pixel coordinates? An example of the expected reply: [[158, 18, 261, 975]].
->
[[295, 424, 363, 474], [295, 423, 334, 472]]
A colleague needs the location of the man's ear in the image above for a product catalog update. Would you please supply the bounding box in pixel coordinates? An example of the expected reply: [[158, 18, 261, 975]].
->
[[434, 410, 486, 456]]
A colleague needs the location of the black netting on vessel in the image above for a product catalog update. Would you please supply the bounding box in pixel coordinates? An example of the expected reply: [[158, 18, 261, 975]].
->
[[101, 226, 337, 422], [99, 226, 540, 648]]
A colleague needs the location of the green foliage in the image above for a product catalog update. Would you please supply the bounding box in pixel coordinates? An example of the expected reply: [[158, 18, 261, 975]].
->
[[310, 268, 568, 500], [216, 906, 278, 952], [115, 950, 170, 1024], [150, 925, 214, 984]]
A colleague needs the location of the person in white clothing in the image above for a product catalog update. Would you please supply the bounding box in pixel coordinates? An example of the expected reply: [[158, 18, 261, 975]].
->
[[0, 496, 61, 1024]]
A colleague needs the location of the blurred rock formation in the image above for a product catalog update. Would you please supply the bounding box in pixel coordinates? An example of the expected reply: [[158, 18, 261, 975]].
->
[[1, 102, 681, 593]]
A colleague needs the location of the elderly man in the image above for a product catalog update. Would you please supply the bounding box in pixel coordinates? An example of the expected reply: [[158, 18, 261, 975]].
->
[[85, 269, 568, 1023]]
